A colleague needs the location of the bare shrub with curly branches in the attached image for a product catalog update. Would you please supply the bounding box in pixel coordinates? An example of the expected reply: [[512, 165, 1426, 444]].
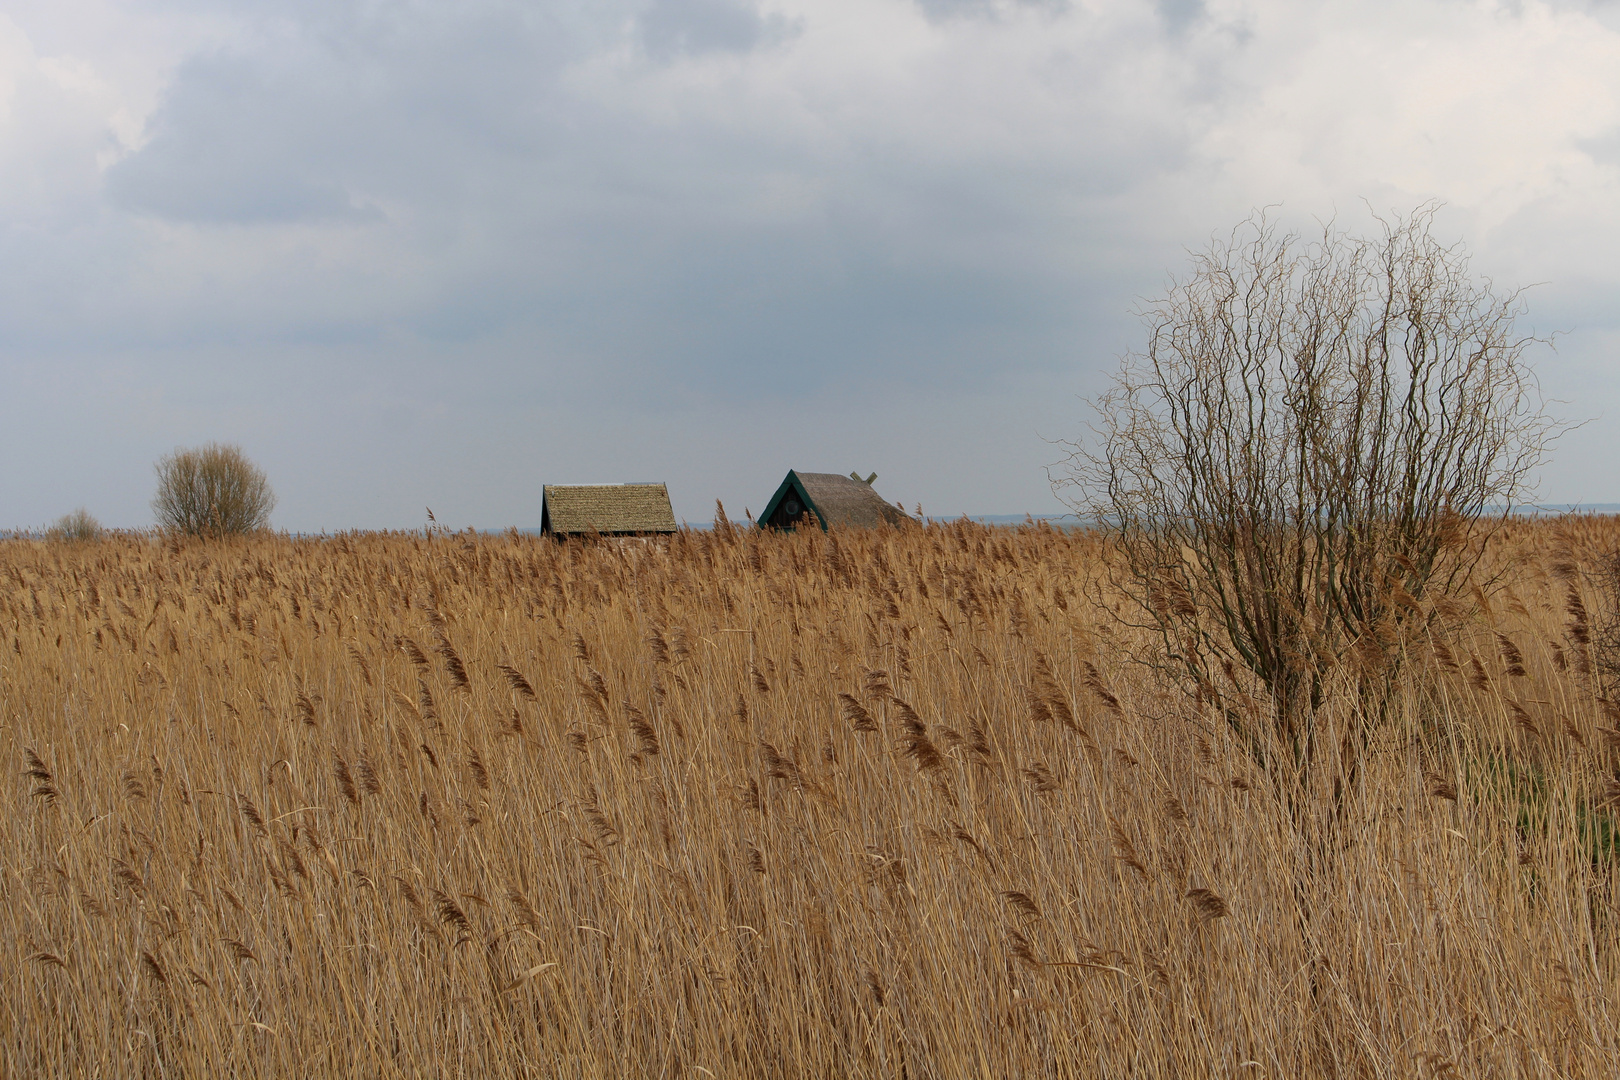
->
[[1055, 205, 1559, 799]]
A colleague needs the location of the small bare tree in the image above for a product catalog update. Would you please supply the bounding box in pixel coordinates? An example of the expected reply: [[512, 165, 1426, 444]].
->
[[153, 443, 277, 537], [47, 508, 103, 543], [1056, 205, 1556, 795]]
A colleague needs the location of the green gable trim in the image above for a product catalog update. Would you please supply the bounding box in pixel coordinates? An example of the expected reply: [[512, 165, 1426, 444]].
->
[[760, 470, 914, 531], [760, 471, 824, 531]]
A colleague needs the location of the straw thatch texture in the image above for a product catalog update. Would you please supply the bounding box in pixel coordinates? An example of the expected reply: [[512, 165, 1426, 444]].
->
[[542, 484, 677, 535], [763, 471, 913, 529]]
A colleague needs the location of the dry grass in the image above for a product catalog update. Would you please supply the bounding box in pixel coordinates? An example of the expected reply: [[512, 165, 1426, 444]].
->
[[2, 518, 1619, 1077]]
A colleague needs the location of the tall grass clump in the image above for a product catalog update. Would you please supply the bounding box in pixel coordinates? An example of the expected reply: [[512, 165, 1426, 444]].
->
[[0, 518, 1617, 1077], [1589, 543, 1620, 703]]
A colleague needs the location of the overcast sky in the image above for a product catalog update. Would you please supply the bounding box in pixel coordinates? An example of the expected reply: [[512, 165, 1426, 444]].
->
[[3, 0, 1619, 531]]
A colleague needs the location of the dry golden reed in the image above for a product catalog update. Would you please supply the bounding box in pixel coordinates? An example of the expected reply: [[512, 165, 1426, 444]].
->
[[1, 517, 1619, 1077]]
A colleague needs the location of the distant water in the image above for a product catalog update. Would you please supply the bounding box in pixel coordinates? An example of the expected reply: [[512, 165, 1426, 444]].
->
[[1510, 503, 1620, 516], [955, 514, 1082, 526]]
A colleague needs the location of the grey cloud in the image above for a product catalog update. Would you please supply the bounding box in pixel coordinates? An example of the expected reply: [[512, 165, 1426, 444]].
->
[[1514, 0, 1620, 32], [1157, 0, 1205, 34], [107, 67, 383, 225], [105, 4, 580, 225], [10, 0, 1616, 531], [913, 0, 1068, 24], [1579, 127, 1620, 166], [102, 60, 366, 224], [72, 0, 1190, 394], [638, 0, 799, 58]]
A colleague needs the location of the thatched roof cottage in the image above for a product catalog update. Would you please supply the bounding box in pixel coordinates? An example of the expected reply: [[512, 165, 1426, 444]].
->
[[759, 471, 913, 530], [541, 484, 678, 537]]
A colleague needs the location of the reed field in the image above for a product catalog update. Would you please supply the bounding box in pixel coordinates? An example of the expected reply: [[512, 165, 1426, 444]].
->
[[4, 516, 1620, 1078]]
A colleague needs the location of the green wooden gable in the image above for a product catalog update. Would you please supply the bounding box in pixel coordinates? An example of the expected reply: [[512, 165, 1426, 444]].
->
[[759, 471, 913, 531]]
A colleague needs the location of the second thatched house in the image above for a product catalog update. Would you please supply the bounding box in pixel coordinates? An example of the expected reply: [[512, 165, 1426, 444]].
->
[[541, 483, 678, 537], [759, 470, 913, 530]]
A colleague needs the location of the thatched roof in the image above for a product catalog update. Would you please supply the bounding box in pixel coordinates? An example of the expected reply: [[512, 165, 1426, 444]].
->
[[541, 484, 677, 536], [760, 471, 914, 530]]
